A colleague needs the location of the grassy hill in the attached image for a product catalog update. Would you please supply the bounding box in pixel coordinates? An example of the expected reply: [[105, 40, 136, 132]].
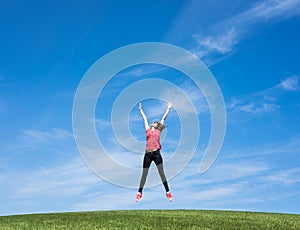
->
[[0, 210, 299, 229]]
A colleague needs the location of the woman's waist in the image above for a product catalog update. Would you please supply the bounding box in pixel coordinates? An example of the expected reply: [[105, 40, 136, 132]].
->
[[145, 149, 159, 153]]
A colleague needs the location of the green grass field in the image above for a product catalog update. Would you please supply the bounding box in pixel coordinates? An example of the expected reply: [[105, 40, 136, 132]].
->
[[0, 210, 299, 229]]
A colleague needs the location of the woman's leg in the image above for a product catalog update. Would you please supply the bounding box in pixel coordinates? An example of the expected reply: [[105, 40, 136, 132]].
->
[[153, 151, 170, 192], [138, 152, 152, 193]]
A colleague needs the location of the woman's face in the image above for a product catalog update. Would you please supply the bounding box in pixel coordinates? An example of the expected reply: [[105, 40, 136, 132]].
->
[[151, 121, 158, 128]]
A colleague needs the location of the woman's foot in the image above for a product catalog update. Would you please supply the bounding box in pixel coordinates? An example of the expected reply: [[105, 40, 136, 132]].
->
[[166, 191, 172, 202], [136, 192, 143, 202]]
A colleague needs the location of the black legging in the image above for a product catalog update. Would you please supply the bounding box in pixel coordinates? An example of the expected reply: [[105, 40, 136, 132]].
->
[[138, 150, 169, 193]]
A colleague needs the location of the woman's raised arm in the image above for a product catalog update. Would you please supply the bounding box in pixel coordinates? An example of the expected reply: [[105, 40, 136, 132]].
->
[[160, 102, 172, 125], [139, 103, 150, 130]]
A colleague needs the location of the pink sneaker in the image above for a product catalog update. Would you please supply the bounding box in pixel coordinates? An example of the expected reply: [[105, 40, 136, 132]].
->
[[136, 192, 142, 202], [166, 191, 172, 202]]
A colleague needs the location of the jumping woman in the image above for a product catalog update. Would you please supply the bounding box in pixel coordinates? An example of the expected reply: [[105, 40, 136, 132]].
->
[[136, 102, 173, 202]]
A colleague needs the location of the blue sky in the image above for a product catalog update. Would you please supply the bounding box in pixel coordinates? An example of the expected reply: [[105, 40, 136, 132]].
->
[[1, 0, 300, 215]]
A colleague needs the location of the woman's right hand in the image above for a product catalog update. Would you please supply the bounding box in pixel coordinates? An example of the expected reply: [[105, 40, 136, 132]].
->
[[139, 103, 142, 110]]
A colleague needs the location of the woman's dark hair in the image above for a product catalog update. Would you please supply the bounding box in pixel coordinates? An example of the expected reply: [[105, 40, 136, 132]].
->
[[153, 121, 166, 131]]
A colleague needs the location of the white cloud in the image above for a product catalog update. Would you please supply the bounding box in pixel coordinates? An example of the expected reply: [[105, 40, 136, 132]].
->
[[1, 119, 299, 215], [262, 168, 300, 185], [223, 134, 300, 160], [14, 128, 74, 154], [241, 0, 300, 22], [228, 76, 299, 114], [230, 101, 280, 114], [117, 65, 167, 78], [220, 0, 300, 31], [5, 157, 102, 201], [159, 80, 208, 115], [95, 118, 111, 128], [2, 134, 299, 214], [279, 76, 300, 91], [0, 128, 76, 166], [71, 189, 137, 211], [0, 129, 82, 216], [193, 0, 300, 63], [194, 28, 238, 56], [170, 157, 269, 188], [22, 128, 73, 144], [183, 185, 240, 201]]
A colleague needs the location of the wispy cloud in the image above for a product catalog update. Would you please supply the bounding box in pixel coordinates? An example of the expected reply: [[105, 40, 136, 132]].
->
[[228, 76, 300, 114], [166, 137, 300, 210], [116, 65, 167, 78], [262, 167, 300, 185], [2, 132, 299, 214], [72, 189, 137, 211], [181, 184, 242, 201], [170, 157, 270, 188], [229, 101, 280, 114], [8, 158, 100, 200], [279, 76, 300, 91], [223, 133, 300, 160], [23, 128, 73, 143], [0, 156, 106, 215], [159, 80, 208, 115], [17, 128, 74, 153], [234, 0, 300, 23], [194, 28, 238, 57], [95, 118, 111, 128], [193, 0, 300, 63]]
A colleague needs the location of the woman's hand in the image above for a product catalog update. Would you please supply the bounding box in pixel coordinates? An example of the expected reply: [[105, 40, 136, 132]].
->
[[139, 103, 142, 110], [167, 102, 172, 109]]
